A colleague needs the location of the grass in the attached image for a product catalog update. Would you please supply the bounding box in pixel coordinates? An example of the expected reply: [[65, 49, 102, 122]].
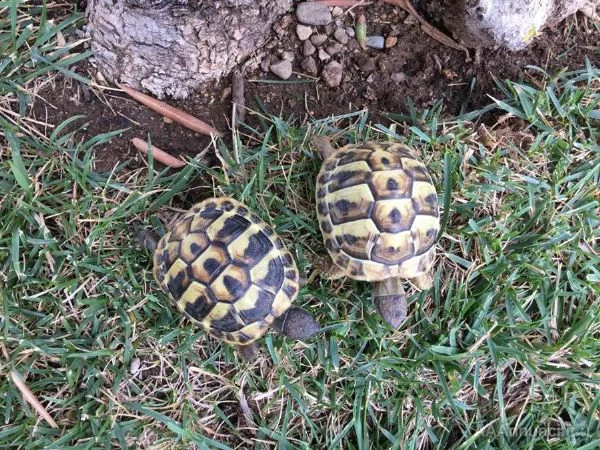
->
[[1, 4, 600, 450]]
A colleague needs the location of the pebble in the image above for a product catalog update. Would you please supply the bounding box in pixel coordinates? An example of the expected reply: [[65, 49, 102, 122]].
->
[[326, 43, 342, 56], [318, 48, 331, 61], [301, 56, 318, 76], [260, 55, 271, 72], [281, 51, 295, 62], [332, 6, 344, 17], [322, 61, 343, 87], [296, 2, 332, 26], [366, 74, 375, 83], [346, 27, 355, 38], [333, 28, 349, 44], [296, 24, 313, 41], [311, 34, 328, 46], [303, 40, 316, 56], [385, 36, 398, 48], [270, 59, 293, 80], [366, 36, 385, 49], [391, 72, 406, 83]]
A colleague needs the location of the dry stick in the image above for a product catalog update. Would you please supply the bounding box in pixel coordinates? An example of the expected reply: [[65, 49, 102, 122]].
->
[[132, 137, 187, 168], [10, 370, 59, 429], [118, 84, 224, 137], [231, 70, 245, 128], [383, 0, 470, 59]]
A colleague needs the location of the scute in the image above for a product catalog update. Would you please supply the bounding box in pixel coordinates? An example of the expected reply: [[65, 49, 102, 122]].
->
[[316, 141, 440, 281], [152, 197, 300, 345]]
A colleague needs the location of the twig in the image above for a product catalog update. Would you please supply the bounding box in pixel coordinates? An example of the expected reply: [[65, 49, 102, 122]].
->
[[383, 0, 470, 59], [132, 137, 186, 168], [307, 0, 371, 6], [231, 70, 245, 128], [118, 84, 224, 137], [10, 370, 59, 429]]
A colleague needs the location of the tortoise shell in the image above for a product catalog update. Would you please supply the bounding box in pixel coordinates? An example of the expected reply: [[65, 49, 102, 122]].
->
[[152, 197, 299, 346], [316, 141, 440, 281]]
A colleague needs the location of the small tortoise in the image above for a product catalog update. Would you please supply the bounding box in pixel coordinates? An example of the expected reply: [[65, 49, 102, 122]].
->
[[313, 138, 440, 328], [140, 197, 320, 359]]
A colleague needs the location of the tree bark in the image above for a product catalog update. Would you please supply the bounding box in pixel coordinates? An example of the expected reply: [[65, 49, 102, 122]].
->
[[86, 0, 293, 99]]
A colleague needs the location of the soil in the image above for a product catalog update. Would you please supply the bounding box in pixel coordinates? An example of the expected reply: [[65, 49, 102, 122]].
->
[[33, 3, 599, 173]]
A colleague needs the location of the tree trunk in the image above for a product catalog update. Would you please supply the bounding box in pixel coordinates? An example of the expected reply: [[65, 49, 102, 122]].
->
[[86, 0, 293, 99]]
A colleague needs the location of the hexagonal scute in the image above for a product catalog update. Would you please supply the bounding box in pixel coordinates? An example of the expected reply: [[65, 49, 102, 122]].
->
[[189, 243, 230, 284], [190, 206, 224, 233], [371, 231, 415, 265], [332, 218, 379, 259], [178, 231, 211, 264], [372, 198, 415, 233], [212, 214, 252, 245], [412, 181, 439, 217], [367, 148, 404, 171], [336, 147, 373, 167], [234, 284, 275, 325], [227, 226, 273, 267], [250, 255, 285, 294], [167, 215, 194, 243], [327, 184, 375, 225], [411, 214, 440, 253], [326, 160, 371, 192], [179, 281, 215, 322], [400, 157, 433, 183], [163, 258, 191, 301], [209, 263, 251, 303], [205, 301, 245, 332], [369, 169, 413, 200]]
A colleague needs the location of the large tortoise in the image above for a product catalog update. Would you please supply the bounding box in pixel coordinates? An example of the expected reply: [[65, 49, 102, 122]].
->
[[140, 197, 320, 359], [313, 139, 440, 328]]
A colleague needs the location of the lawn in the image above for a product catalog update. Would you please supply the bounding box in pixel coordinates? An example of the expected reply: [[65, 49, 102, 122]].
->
[[1, 4, 599, 449]]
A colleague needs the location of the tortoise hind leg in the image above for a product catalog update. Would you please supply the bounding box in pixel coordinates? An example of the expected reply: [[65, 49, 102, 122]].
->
[[272, 307, 320, 341], [372, 277, 407, 329]]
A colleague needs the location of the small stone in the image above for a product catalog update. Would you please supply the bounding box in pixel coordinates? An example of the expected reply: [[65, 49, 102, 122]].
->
[[260, 55, 271, 72], [321, 61, 343, 87], [296, 2, 332, 26], [366, 74, 375, 83], [333, 28, 349, 44], [282, 51, 295, 62], [311, 34, 328, 46], [332, 6, 344, 17], [385, 36, 398, 48], [346, 27, 355, 38], [318, 48, 331, 61], [404, 15, 417, 25], [270, 59, 293, 80], [301, 56, 318, 76], [296, 24, 313, 41], [366, 35, 385, 49], [391, 72, 406, 83], [324, 24, 333, 36], [303, 40, 316, 56], [326, 43, 342, 56]]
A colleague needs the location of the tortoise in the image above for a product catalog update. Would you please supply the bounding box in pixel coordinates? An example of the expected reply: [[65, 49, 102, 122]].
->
[[139, 197, 320, 359], [313, 138, 440, 328]]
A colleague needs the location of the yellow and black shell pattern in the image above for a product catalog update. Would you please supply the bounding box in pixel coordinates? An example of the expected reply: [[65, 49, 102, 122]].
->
[[152, 197, 299, 346], [316, 142, 440, 281]]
